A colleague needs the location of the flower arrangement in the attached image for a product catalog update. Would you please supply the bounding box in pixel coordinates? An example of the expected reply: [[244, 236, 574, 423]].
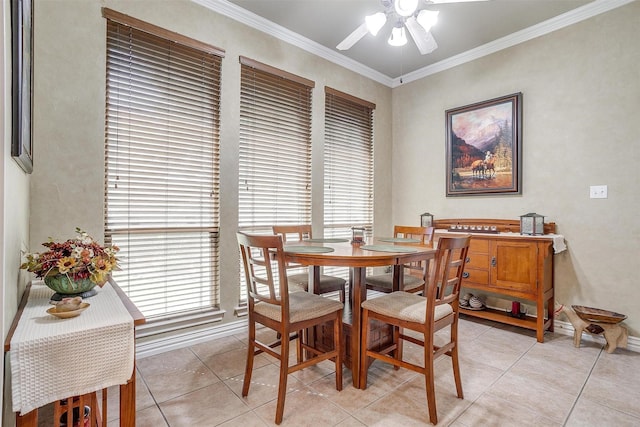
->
[[20, 228, 119, 287]]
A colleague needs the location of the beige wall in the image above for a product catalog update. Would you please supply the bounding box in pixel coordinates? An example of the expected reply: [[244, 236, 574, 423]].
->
[[28, 0, 392, 321], [391, 2, 640, 334]]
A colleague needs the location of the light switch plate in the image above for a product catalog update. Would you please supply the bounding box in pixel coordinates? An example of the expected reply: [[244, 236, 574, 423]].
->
[[590, 185, 607, 199]]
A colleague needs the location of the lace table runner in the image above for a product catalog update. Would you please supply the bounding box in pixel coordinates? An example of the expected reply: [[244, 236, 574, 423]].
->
[[10, 281, 134, 415]]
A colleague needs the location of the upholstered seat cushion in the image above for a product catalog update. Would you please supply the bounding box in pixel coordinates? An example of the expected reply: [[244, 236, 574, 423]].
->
[[365, 273, 424, 292], [287, 282, 308, 293], [254, 292, 344, 323], [361, 291, 453, 323], [287, 273, 346, 291]]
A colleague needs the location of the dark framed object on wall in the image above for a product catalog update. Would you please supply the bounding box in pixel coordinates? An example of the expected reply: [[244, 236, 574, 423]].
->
[[446, 93, 522, 196], [11, 0, 34, 173]]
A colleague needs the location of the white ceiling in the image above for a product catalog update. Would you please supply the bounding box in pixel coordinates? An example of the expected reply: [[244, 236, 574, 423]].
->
[[195, 0, 632, 86]]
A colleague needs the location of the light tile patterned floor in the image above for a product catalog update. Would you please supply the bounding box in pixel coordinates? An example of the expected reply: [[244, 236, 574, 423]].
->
[[45, 317, 640, 426]]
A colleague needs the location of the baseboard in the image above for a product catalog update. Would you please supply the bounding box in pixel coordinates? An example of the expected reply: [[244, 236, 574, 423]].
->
[[136, 319, 248, 359], [552, 319, 639, 353]]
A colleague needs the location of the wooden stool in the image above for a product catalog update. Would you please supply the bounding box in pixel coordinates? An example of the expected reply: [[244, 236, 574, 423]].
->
[[555, 304, 628, 354], [53, 389, 107, 427]]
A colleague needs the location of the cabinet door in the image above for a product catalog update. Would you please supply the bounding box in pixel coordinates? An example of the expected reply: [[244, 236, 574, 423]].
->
[[490, 240, 537, 297]]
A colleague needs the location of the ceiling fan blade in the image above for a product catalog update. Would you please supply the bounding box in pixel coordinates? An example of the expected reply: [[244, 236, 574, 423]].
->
[[336, 22, 369, 51], [405, 17, 438, 55]]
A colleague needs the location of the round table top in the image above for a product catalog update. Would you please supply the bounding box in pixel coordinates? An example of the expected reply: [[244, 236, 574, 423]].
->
[[283, 239, 436, 268]]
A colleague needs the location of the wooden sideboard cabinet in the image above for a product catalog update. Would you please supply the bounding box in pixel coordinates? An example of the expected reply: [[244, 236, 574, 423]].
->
[[434, 218, 558, 342]]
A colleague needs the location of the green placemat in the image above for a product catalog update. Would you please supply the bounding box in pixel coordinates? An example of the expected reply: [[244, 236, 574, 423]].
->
[[360, 245, 418, 253], [284, 245, 335, 254], [304, 238, 349, 243], [378, 237, 421, 243]]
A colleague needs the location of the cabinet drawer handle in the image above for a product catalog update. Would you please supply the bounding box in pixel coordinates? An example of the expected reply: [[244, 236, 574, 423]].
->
[[462, 272, 469, 279], [491, 257, 497, 267], [466, 257, 471, 263]]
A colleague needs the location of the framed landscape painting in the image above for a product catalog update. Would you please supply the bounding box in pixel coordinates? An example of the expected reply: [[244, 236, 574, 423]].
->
[[445, 93, 522, 196]]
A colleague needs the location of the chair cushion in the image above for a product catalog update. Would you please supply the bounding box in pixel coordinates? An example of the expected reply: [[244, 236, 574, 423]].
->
[[287, 282, 308, 293], [254, 291, 344, 323], [361, 291, 453, 323], [287, 273, 346, 292], [365, 273, 424, 291]]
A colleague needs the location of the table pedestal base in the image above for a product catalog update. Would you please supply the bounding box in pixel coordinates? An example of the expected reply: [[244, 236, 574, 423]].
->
[[311, 318, 394, 382]]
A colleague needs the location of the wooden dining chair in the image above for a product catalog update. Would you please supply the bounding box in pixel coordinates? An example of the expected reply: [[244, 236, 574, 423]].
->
[[237, 232, 344, 425], [359, 235, 471, 425], [365, 225, 435, 294], [272, 224, 347, 302]]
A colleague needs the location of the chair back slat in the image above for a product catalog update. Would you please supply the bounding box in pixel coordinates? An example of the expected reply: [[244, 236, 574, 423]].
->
[[272, 224, 312, 242], [272, 225, 312, 271], [238, 232, 290, 309], [394, 225, 435, 281], [427, 236, 471, 313], [394, 225, 434, 245]]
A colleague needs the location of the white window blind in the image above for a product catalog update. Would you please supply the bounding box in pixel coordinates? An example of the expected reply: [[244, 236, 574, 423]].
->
[[238, 57, 313, 301], [103, 9, 223, 321], [238, 57, 313, 230], [324, 87, 375, 240]]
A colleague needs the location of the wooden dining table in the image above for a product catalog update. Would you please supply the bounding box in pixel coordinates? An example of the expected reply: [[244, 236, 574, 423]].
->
[[283, 238, 437, 388]]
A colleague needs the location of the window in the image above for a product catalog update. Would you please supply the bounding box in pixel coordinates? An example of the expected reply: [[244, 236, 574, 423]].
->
[[324, 87, 375, 241], [103, 9, 223, 321], [238, 57, 314, 301]]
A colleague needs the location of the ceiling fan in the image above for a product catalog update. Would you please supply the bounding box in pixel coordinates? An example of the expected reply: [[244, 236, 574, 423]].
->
[[337, 0, 488, 55]]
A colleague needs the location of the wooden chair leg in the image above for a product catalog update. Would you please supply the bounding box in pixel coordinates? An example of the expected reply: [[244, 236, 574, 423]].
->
[[275, 333, 290, 425], [242, 320, 256, 397], [296, 329, 304, 363], [334, 314, 343, 391], [394, 326, 402, 370], [451, 322, 463, 399], [451, 344, 463, 399], [359, 310, 370, 390], [424, 349, 438, 426]]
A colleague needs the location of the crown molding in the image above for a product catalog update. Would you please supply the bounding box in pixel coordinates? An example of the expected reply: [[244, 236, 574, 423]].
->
[[191, 0, 394, 87], [193, 0, 634, 89]]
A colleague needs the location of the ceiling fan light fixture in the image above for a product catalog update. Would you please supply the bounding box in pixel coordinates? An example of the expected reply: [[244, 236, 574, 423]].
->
[[394, 0, 419, 17], [416, 9, 439, 32], [388, 26, 407, 46], [365, 12, 387, 36]]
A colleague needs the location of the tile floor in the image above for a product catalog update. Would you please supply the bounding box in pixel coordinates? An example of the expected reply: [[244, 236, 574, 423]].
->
[[44, 317, 640, 426]]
